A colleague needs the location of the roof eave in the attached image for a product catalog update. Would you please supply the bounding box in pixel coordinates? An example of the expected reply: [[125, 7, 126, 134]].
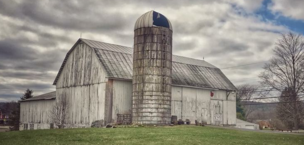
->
[[20, 98, 56, 103], [107, 77, 236, 91]]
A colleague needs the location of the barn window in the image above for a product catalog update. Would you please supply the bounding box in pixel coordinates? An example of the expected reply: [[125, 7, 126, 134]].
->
[[24, 124, 28, 130], [50, 123, 54, 129], [30, 124, 34, 130]]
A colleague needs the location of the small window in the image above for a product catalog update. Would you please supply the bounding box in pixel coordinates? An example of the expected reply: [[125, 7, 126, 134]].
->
[[24, 124, 28, 130], [30, 124, 34, 130]]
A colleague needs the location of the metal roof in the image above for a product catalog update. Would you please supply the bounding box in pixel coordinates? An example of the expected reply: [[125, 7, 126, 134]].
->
[[20, 91, 56, 102], [134, 10, 172, 30], [53, 39, 236, 90], [82, 39, 236, 90]]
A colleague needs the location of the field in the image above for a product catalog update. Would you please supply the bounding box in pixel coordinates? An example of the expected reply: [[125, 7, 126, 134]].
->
[[0, 125, 303, 145]]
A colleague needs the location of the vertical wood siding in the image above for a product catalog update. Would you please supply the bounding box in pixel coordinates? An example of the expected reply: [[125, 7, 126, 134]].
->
[[20, 100, 55, 130], [56, 42, 107, 88], [112, 80, 236, 125], [55, 42, 107, 127], [112, 80, 133, 122]]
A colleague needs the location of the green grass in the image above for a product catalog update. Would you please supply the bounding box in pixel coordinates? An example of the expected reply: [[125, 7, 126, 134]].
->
[[0, 125, 303, 145]]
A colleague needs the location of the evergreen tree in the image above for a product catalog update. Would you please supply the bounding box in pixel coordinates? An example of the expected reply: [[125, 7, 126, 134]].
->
[[21, 89, 33, 100], [10, 89, 34, 130], [236, 96, 246, 120]]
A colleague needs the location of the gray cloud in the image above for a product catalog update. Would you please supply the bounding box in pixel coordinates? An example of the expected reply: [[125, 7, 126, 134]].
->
[[0, 39, 66, 71], [207, 38, 250, 55], [0, 0, 299, 102], [0, 39, 37, 60], [0, 0, 134, 33]]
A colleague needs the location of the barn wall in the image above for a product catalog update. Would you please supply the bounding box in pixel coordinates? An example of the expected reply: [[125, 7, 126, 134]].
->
[[55, 42, 108, 128], [110, 81, 236, 125], [170, 86, 236, 125], [56, 83, 106, 128], [20, 100, 55, 130], [171, 86, 211, 124], [56, 42, 107, 89], [171, 87, 182, 119], [210, 91, 236, 125]]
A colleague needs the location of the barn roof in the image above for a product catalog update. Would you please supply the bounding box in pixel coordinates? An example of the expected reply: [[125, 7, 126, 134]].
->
[[20, 91, 56, 102], [53, 39, 236, 91]]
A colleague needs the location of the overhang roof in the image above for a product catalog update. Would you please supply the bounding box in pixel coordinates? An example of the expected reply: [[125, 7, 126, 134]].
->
[[53, 39, 236, 91], [20, 91, 56, 102]]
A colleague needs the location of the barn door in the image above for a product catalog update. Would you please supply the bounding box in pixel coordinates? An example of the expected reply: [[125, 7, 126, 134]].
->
[[211, 100, 223, 125]]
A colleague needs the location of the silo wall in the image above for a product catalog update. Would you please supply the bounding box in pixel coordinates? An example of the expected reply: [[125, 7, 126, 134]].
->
[[132, 27, 172, 124]]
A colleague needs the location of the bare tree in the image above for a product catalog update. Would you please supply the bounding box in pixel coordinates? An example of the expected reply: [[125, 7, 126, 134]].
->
[[50, 96, 69, 129], [259, 33, 304, 130], [237, 84, 258, 120], [276, 88, 303, 131]]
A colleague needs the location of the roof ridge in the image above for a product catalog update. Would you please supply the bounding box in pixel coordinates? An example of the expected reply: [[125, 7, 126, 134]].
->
[[81, 39, 217, 68], [34, 91, 56, 97], [80, 38, 132, 49]]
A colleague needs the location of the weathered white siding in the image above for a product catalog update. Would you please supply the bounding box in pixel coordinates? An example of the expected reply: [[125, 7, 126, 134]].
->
[[56, 42, 107, 88], [170, 86, 236, 125], [171, 87, 182, 119], [111, 80, 133, 122], [56, 84, 106, 127], [112, 82, 236, 125], [20, 100, 55, 130], [171, 87, 212, 124], [55, 42, 108, 127]]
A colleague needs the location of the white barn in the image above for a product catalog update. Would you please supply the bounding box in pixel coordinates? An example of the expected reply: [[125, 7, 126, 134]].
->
[[19, 38, 237, 130]]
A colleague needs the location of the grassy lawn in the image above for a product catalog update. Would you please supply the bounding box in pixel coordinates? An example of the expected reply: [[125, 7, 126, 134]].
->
[[0, 125, 303, 145]]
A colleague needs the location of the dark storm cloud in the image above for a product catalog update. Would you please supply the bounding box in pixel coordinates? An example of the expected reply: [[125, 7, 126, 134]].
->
[[0, 83, 54, 102], [0, 0, 134, 33], [0, 71, 55, 81], [19, 25, 74, 47], [0, 39, 37, 60], [0, 93, 20, 101], [0, 38, 66, 71]]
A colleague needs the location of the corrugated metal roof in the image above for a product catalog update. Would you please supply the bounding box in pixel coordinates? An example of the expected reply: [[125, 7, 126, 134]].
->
[[20, 91, 56, 102], [134, 10, 172, 30], [82, 39, 217, 68], [81, 39, 236, 90]]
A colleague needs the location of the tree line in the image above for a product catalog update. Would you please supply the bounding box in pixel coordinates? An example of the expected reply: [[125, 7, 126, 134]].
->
[[237, 33, 304, 131]]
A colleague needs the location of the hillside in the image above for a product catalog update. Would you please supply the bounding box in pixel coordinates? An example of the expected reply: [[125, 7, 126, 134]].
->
[[0, 126, 303, 145]]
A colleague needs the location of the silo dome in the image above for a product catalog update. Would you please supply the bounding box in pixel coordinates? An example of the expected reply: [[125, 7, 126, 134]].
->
[[134, 10, 172, 30]]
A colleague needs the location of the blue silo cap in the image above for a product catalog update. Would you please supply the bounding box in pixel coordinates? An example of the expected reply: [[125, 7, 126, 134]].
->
[[134, 10, 172, 30]]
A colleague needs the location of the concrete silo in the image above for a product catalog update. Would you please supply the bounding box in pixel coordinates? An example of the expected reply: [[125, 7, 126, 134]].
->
[[132, 10, 173, 125]]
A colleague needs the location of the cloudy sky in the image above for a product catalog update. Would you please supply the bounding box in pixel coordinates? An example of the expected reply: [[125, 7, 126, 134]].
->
[[0, 0, 304, 102]]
